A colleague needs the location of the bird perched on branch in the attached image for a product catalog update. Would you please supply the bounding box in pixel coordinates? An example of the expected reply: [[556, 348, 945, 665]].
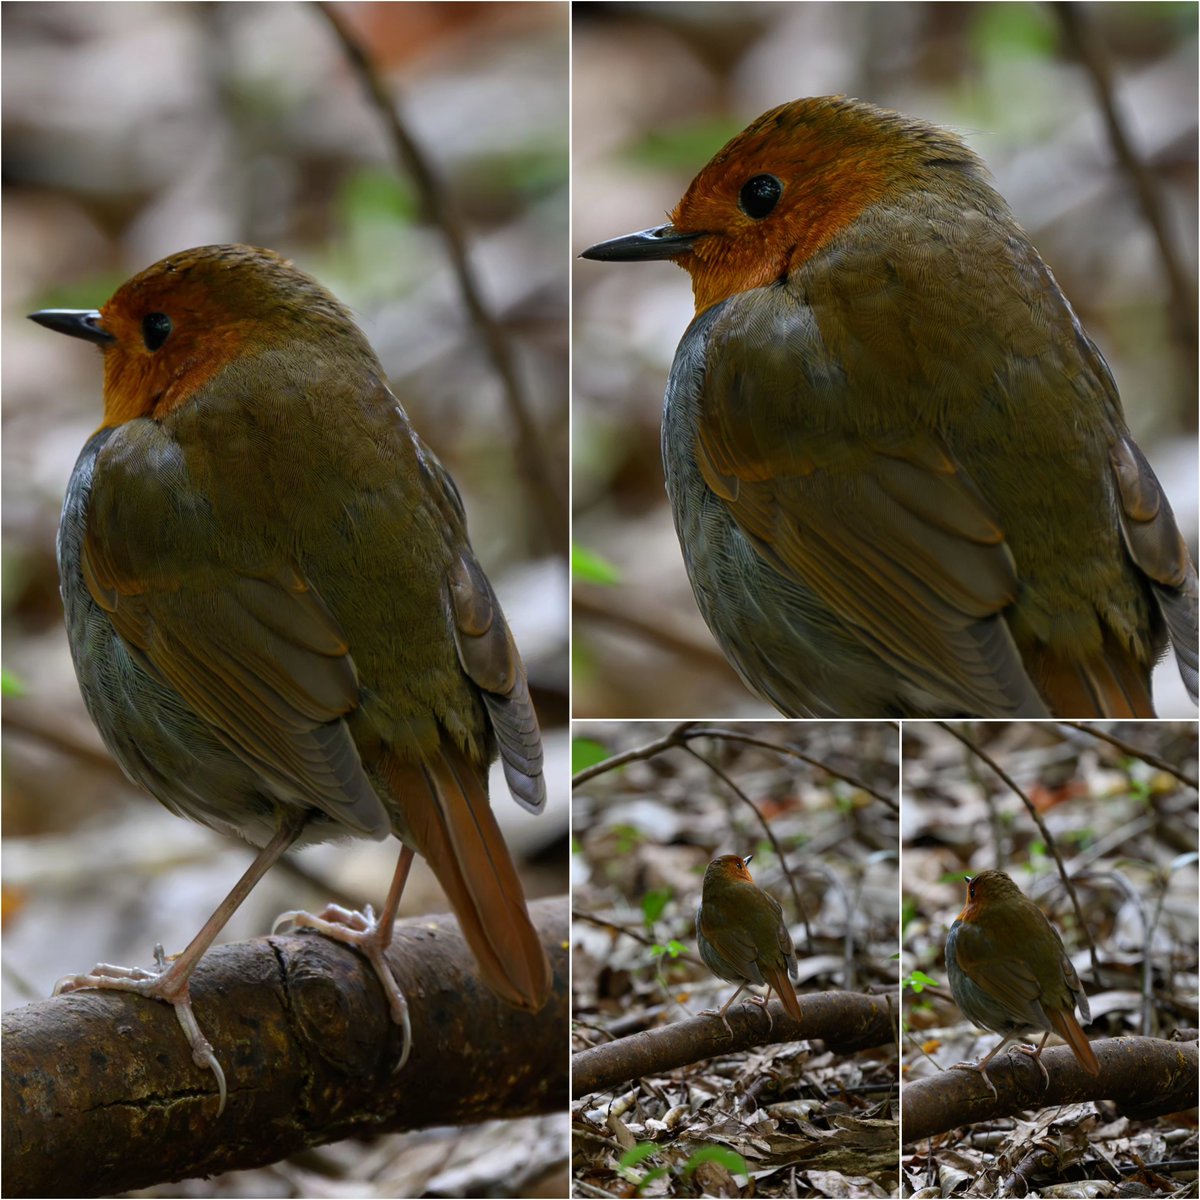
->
[[695, 853, 801, 1033], [945, 869, 1100, 1096], [583, 95, 1197, 718], [32, 244, 551, 1113]]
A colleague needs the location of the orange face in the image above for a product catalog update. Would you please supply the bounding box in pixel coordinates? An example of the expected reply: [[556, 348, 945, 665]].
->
[[665, 96, 984, 314], [81, 245, 367, 429], [708, 853, 755, 885], [956, 869, 1022, 923]]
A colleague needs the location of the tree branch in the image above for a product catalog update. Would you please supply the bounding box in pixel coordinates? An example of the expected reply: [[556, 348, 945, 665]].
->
[[902, 1035, 1198, 1144], [3, 897, 567, 1197], [572, 989, 895, 1098]]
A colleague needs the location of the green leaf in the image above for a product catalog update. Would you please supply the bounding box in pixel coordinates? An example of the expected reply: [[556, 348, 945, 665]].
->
[[682, 1145, 748, 1177], [970, 2, 1056, 60], [572, 543, 621, 585], [618, 1143, 659, 1170], [642, 887, 671, 927], [906, 969, 939, 994], [613, 823, 644, 854], [1, 668, 27, 697], [651, 939, 687, 964], [572, 737, 611, 774], [626, 120, 744, 172], [338, 166, 418, 228]]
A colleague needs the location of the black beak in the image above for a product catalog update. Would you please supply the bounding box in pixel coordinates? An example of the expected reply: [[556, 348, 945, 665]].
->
[[580, 223, 697, 262], [28, 309, 114, 345]]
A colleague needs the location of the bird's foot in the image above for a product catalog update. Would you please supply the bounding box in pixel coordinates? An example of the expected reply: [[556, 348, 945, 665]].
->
[[274, 903, 412, 1068], [1012, 1042, 1050, 1089], [697, 1006, 735, 1038], [743, 994, 774, 1032], [948, 1059, 999, 1101], [53, 950, 227, 1114]]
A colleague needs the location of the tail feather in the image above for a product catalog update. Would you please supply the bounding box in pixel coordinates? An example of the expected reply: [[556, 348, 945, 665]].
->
[[1046, 1005, 1100, 1076], [764, 963, 802, 1024], [383, 747, 551, 1012], [1034, 638, 1154, 718]]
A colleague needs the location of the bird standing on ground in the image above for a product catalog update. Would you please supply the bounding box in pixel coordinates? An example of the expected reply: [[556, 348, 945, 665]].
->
[[945, 869, 1100, 1096], [695, 853, 802, 1034], [583, 95, 1197, 718], [32, 244, 551, 1113]]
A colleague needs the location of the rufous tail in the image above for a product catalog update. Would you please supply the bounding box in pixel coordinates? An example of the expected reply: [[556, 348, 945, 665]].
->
[[1046, 1006, 1100, 1076], [383, 747, 551, 1011], [1034, 636, 1154, 718], [765, 964, 802, 1024]]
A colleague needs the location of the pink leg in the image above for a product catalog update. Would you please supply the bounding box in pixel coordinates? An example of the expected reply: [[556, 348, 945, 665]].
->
[[699, 983, 747, 1037], [949, 1032, 1046, 1099], [1015, 1032, 1052, 1088], [274, 845, 415, 1068], [54, 819, 303, 1115], [743, 991, 774, 1032]]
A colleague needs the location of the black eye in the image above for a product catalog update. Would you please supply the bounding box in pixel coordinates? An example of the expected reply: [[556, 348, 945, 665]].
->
[[739, 174, 782, 220], [141, 312, 173, 351]]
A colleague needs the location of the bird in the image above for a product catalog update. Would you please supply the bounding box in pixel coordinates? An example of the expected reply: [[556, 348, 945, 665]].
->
[[582, 95, 1197, 718], [30, 243, 551, 1113], [694, 853, 801, 1034], [945, 869, 1100, 1097]]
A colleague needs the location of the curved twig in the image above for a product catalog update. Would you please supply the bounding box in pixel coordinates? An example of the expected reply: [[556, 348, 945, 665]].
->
[[685, 726, 899, 810], [1052, 2, 1197, 363], [571, 722, 696, 787], [678, 741, 812, 950], [936, 722, 1101, 982], [314, 1, 564, 551], [1056, 721, 1198, 788]]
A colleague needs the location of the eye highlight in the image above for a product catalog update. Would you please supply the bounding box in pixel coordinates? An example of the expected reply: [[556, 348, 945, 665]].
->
[[739, 174, 783, 220], [141, 312, 173, 352]]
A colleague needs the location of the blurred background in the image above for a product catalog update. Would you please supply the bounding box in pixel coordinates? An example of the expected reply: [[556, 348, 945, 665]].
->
[[3, 3, 568, 1195], [573, 0, 1198, 718]]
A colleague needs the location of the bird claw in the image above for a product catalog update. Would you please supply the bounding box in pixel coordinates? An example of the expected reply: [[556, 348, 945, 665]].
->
[[1013, 1043, 1051, 1089], [744, 994, 774, 1032], [273, 902, 375, 936], [171, 1000, 228, 1113], [54, 962, 159, 992], [949, 1059, 999, 1101], [697, 1006, 735, 1039], [273, 905, 412, 1069], [52, 959, 227, 1114]]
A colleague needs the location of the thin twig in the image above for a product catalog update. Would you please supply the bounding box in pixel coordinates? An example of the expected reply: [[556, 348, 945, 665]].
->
[[936, 722, 1101, 982], [3, 706, 125, 776], [678, 742, 812, 951], [1053, 2, 1197, 366], [1057, 721, 1198, 788], [315, 1, 564, 552], [572, 589, 739, 677], [685, 726, 899, 810], [573, 910, 702, 967], [571, 722, 696, 787], [572, 722, 898, 811]]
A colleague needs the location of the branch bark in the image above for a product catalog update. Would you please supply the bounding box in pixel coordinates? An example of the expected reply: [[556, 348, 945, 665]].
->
[[572, 990, 895, 1098], [3, 896, 567, 1197], [902, 1035, 1198, 1144]]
